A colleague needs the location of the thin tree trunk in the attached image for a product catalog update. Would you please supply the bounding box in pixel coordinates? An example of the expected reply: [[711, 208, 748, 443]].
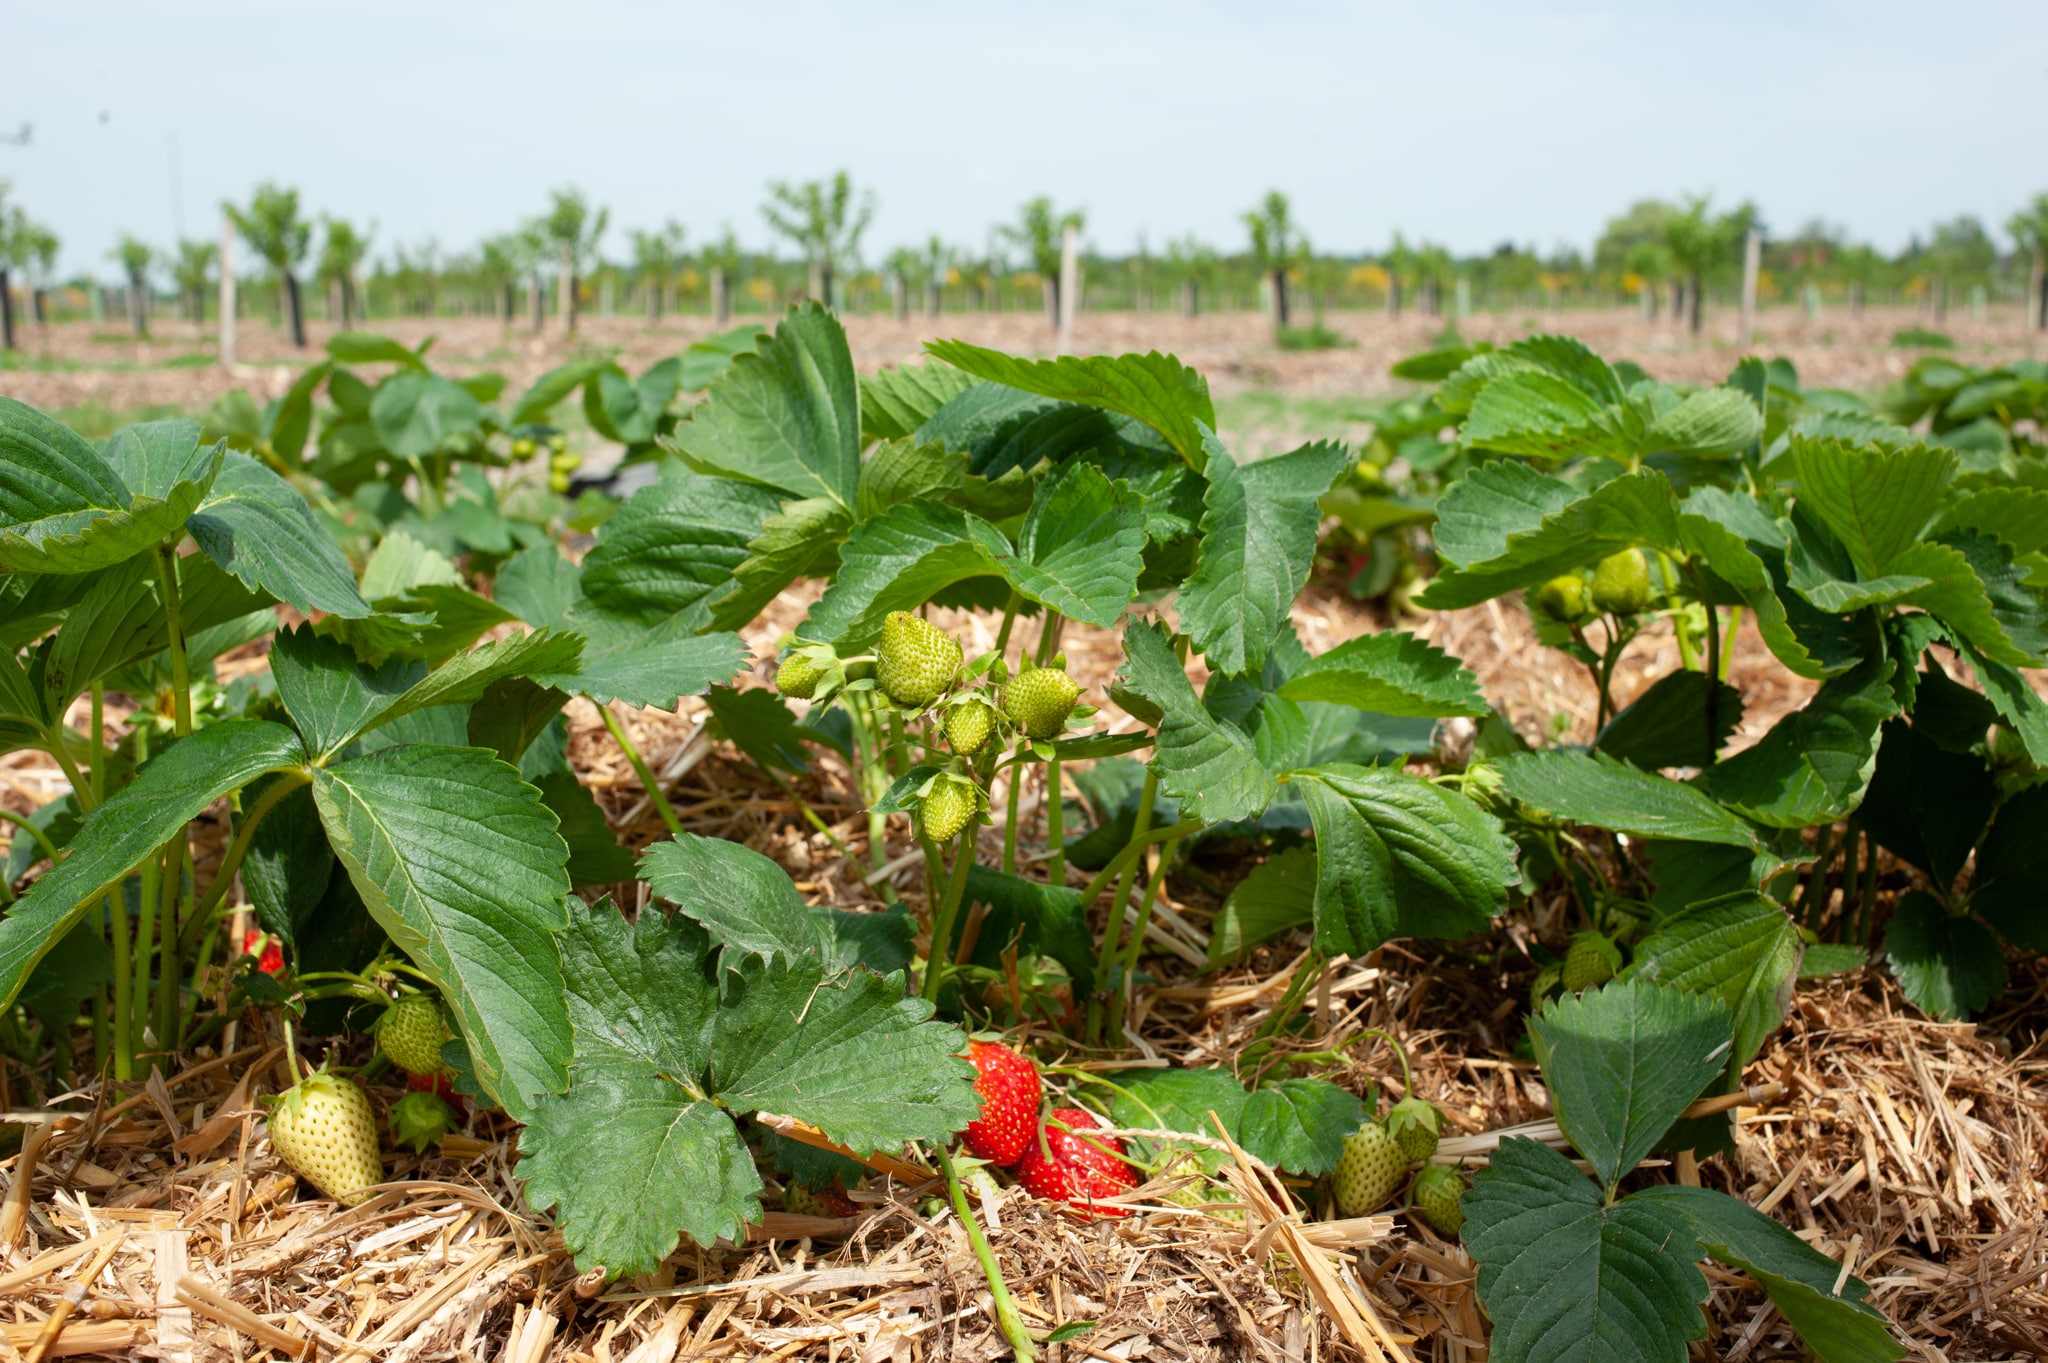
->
[[2033, 244, 2047, 331], [1931, 274, 1947, 323], [218, 214, 237, 366], [892, 272, 908, 321], [283, 272, 306, 347], [1687, 271, 1703, 335], [0, 269, 14, 350], [1272, 269, 1291, 328], [559, 245, 576, 335], [1849, 281, 1864, 318], [1182, 280, 1198, 318], [128, 276, 147, 336], [1042, 276, 1059, 331], [1385, 273, 1402, 319], [1057, 224, 1079, 350], [529, 272, 544, 332], [1737, 227, 1761, 346], [925, 275, 940, 317], [712, 267, 731, 324]]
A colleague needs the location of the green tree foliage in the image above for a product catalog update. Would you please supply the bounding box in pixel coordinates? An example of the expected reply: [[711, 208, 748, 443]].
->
[[761, 171, 872, 308], [227, 182, 315, 347]]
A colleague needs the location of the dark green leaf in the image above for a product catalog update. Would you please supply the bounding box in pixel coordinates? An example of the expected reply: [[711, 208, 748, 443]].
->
[[1973, 785, 2048, 951], [922, 341, 1217, 469], [537, 629, 749, 711], [1596, 671, 1744, 770], [802, 500, 1008, 647], [671, 303, 860, 507], [313, 745, 571, 1118], [1630, 896, 1801, 1079], [1116, 621, 1272, 823], [1694, 658, 1897, 829], [534, 772, 635, 887], [0, 721, 306, 1009], [0, 396, 213, 574], [707, 496, 850, 634], [187, 452, 371, 617], [371, 372, 483, 458], [1497, 750, 1757, 848], [1464, 1137, 1708, 1363], [1000, 461, 1147, 626], [1279, 631, 1488, 719], [1883, 890, 2005, 1020], [860, 361, 983, 441], [512, 357, 612, 424], [1207, 847, 1315, 966], [581, 475, 782, 626], [1789, 437, 1954, 579], [640, 833, 823, 965], [961, 865, 1096, 994], [1177, 435, 1348, 676], [1294, 764, 1515, 955], [1530, 981, 1732, 1188]]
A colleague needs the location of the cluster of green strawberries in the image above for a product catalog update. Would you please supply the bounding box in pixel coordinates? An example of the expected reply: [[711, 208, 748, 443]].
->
[[265, 992, 463, 1207], [1332, 1094, 1467, 1237], [1532, 548, 1654, 626], [774, 610, 1091, 843]]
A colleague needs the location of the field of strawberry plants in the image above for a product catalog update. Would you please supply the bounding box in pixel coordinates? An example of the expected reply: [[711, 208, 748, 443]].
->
[[0, 299, 2044, 1362]]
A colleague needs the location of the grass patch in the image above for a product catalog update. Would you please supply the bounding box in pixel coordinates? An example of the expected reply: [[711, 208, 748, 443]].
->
[[50, 400, 188, 439], [1891, 326, 1955, 350], [1275, 323, 1354, 351]]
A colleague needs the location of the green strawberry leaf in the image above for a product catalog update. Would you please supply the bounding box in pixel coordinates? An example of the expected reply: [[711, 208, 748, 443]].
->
[[41, 553, 269, 721], [371, 372, 482, 458], [640, 833, 829, 965], [922, 341, 1216, 470], [707, 496, 851, 634], [0, 720, 307, 1010], [1693, 657, 1897, 829], [1677, 512, 1856, 681], [860, 361, 983, 441], [1293, 764, 1516, 956], [1416, 464, 1682, 611], [580, 474, 784, 627], [1595, 670, 1745, 770], [670, 303, 860, 508], [1788, 437, 1954, 580], [534, 627, 749, 711], [703, 685, 826, 774], [802, 500, 1009, 647], [187, 452, 371, 617], [1496, 750, 1758, 849], [518, 901, 976, 1277], [1854, 719, 1995, 890], [1530, 981, 1732, 1190], [1463, 1137, 1709, 1363], [1630, 896, 1802, 1082], [999, 460, 1147, 626], [1117, 620, 1273, 823], [959, 865, 1096, 995], [1277, 631, 1489, 719], [1106, 1066, 1362, 1175], [584, 358, 682, 446], [1176, 433, 1348, 676], [533, 772, 636, 888], [1631, 1186, 1900, 1363], [312, 745, 572, 1120], [0, 396, 216, 574], [1972, 785, 2048, 951], [1882, 890, 2005, 1020], [1207, 847, 1315, 967]]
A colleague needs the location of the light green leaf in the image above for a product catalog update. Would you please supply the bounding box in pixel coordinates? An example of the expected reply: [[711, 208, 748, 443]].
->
[[188, 452, 371, 617], [1116, 621, 1273, 823], [1789, 437, 1954, 579], [585, 358, 682, 445], [1416, 465, 1682, 610], [0, 396, 214, 574], [1106, 1067, 1363, 1175], [362, 630, 584, 749], [1278, 632, 1488, 718], [1932, 487, 2048, 556], [1678, 512, 1850, 681], [1464, 1137, 1709, 1363], [313, 745, 572, 1118], [802, 500, 1009, 647], [1294, 764, 1515, 956], [1000, 461, 1147, 626], [1177, 434, 1348, 675], [269, 625, 421, 761], [359, 529, 462, 599], [1694, 658, 1896, 828], [1531, 980, 1732, 1188], [677, 324, 770, 392], [860, 361, 983, 441], [1891, 537, 2046, 667], [1463, 370, 1611, 457], [371, 372, 482, 458], [1644, 387, 1763, 458], [325, 331, 428, 369], [512, 357, 612, 425], [639, 833, 825, 964], [670, 303, 860, 507], [1496, 750, 1758, 848], [536, 628, 748, 711], [1631, 896, 1802, 1079], [922, 340, 1217, 469], [0, 721, 306, 1010], [707, 496, 850, 634], [100, 419, 217, 500]]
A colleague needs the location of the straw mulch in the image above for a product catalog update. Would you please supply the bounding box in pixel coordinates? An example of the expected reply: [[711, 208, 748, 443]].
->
[[4, 585, 2047, 1361]]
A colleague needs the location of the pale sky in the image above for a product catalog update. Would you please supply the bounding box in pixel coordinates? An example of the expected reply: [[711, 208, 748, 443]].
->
[[5, 0, 2045, 278]]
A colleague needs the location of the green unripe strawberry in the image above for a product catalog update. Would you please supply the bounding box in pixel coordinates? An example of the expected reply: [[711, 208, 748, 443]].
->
[[1002, 667, 1081, 739], [1530, 961, 1564, 1007], [511, 437, 537, 458], [1534, 574, 1590, 623], [390, 1089, 458, 1154], [1589, 550, 1651, 615], [775, 652, 824, 699], [876, 611, 962, 708], [1385, 1097, 1443, 1163], [268, 1071, 383, 1206], [921, 773, 979, 843], [1562, 931, 1622, 991], [1410, 1163, 1467, 1237], [378, 994, 446, 1078], [1332, 1121, 1404, 1216], [547, 433, 568, 454], [944, 698, 994, 754]]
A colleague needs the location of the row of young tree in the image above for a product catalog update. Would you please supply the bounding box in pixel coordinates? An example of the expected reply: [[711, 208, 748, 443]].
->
[[4, 175, 2047, 349]]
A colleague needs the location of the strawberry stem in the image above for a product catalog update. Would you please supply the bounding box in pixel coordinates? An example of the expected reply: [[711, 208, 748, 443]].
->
[[920, 832, 976, 1003], [598, 705, 684, 839], [937, 1146, 1038, 1362], [1043, 756, 1065, 887]]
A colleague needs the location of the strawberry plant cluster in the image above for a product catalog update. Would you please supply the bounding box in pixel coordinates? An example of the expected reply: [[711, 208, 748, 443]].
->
[[6, 297, 2041, 1361]]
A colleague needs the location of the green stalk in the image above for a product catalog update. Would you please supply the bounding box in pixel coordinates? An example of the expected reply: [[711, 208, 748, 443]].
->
[[851, 694, 890, 870], [1001, 755, 1023, 875], [130, 727, 154, 1063], [599, 706, 684, 839], [155, 841, 185, 1059], [1043, 756, 1064, 887], [181, 772, 311, 948], [921, 833, 977, 1003], [89, 684, 105, 806], [150, 543, 194, 736], [1085, 770, 1158, 1046], [1720, 606, 1744, 682], [1105, 832, 1182, 1042], [1033, 611, 1065, 668], [992, 590, 1023, 660], [0, 808, 61, 865], [108, 888, 132, 1079], [937, 1146, 1037, 1362], [1702, 602, 1722, 757], [1854, 826, 1880, 947]]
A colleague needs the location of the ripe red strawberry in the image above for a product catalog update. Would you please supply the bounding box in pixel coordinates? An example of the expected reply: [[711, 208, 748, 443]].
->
[[960, 1040, 1041, 1165], [1016, 1107, 1137, 1219], [240, 928, 285, 976]]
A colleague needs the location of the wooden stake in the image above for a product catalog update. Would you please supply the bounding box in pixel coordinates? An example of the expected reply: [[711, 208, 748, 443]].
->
[[1738, 226, 1761, 347], [1057, 222, 1079, 352], [217, 210, 236, 367]]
